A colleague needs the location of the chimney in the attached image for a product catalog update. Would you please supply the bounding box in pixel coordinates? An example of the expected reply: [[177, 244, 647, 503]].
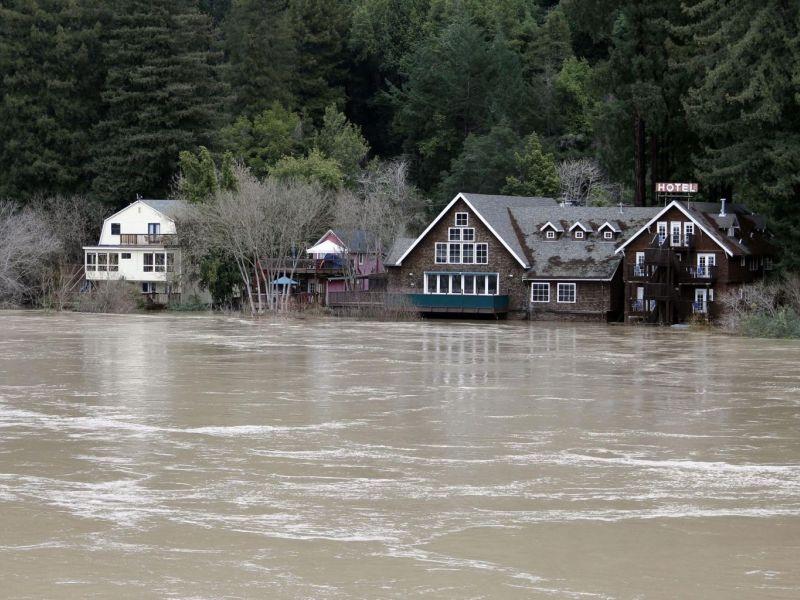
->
[[719, 198, 727, 217]]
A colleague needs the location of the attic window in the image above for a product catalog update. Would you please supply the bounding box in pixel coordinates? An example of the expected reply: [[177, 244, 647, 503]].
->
[[546, 230, 556, 240], [574, 231, 584, 239], [111, 223, 121, 235], [455, 212, 468, 227], [603, 230, 613, 240]]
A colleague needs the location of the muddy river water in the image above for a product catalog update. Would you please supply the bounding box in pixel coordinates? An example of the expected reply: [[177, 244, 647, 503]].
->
[[1, 311, 799, 599]]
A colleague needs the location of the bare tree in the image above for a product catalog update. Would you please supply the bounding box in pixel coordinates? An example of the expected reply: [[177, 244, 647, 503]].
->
[[29, 194, 108, 308], [184, 167, 330, 314], [332, 159, 425, 289], [0, 202, 61, 304], [557, 158, 608, 206]]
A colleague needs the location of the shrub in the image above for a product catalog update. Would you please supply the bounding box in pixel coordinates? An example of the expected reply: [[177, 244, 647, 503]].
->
[[76, 281, 140, 314], [740, 308, 800, 339]]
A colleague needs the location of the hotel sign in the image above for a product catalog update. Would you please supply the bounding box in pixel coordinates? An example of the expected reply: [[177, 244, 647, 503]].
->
[[656, 182, 698, 193]]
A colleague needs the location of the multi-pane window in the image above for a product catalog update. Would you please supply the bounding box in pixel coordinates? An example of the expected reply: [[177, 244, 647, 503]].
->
[[531, 282, 550, 303], [557, 283, 576, 303], [462, 243, 474, 263], [86, 252, 119, 272], [462, 228, 475, 241], [121, 252, 131, 259], [144, 253, 154, 272], [603, 231, 613, 240], [684, 222, 694, 245], [435, 243, 447, 264], [455, 212, 468, 227], [97, 253, 108, 271], [86, 253, 97, 271], [448, 244, 461, 264], [546, 230, 556, 239], [475, 243, 488, 264], [575, 230, 584, 239], [424, 272, 499, 295], [448, 228, 461, 242], [108, 253, 119, 272], [657, 222, 667, 245]]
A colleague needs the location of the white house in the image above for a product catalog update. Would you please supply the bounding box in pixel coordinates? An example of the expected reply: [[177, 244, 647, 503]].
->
[[83, 199, 188, 302]]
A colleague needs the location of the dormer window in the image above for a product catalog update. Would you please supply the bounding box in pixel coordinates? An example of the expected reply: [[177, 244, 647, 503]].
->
[[598, 221, 620, 241], [455, 212, 468, 227], [574, 230, 584, 240], [546, 230, 556, 240], [540, 221, 563, 239], [568, 222, 593, 238], [603, 230, 613, 240]]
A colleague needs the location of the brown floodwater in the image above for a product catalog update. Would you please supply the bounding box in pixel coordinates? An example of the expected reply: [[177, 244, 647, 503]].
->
[[1, 311, 799, 599]]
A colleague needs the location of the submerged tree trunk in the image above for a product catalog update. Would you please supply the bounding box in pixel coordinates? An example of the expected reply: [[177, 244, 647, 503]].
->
[[634, 113, 647, 207]]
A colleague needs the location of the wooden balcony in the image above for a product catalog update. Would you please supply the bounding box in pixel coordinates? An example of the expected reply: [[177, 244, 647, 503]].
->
[[119, 234, 178, 246], [677, 265, 718, 283], [627, 264, 651, 281], [642, 282, 673, 300], [260, 257, 345, 275]]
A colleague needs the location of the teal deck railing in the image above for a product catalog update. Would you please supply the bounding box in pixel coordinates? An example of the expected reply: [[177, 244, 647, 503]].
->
[[405, 294, 510, 312]]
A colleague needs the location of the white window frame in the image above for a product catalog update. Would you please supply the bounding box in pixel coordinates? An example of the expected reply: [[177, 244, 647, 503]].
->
[[435, 243, 447, 264], [670, 221, 682, 247], [603, 230, 613, 240], [657, 221, 668, 245], [557, 282, 577, 303], [530, 282, 550, 303], [448, 227, 461, 242], [462, 243, 474, 264], [455, 212, 468, 227], [86, 253, 97, 271], [448, 243, 461, 264], [697, 253, 715, 278], [108, 253, 119, 272], [574, 230, 584, 240], [683, 222, 694, 245], [546, 230, 556, 240], [462, 228, 475, 242], [475, 243, 488, 264]]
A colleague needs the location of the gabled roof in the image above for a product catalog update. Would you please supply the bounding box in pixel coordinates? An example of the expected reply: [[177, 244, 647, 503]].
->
[[540, 221, 564, 232], [385, 236, 416, 266], [568, 220, 593, 233], [511, 205, 658, 280], [597, 221, 621, 233], [615, 200, 739, 256], [139, 199, 187, 220], [391, 193, 558, 267]]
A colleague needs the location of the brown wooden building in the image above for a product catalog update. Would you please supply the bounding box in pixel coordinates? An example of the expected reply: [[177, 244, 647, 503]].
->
[[385, 193, 660, 320], [616, 200, 775, 324]]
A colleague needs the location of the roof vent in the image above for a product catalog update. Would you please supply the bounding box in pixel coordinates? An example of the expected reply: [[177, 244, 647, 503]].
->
[[719, 198, 727, 217]]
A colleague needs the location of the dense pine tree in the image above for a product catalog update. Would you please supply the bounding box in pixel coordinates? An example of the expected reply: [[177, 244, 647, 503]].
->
[[224, 0, 296, 116], [0, 0, 103, 200], [91, 0, 228, 205]]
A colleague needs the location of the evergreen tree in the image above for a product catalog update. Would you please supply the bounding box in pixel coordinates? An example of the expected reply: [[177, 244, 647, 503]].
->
[[390, 11, 527, 190], [91, 0, 228, 205], [289, 0, 351, 121], [178, 146, 218, 203], [270, 149, 344, 190], [219, 103, 304, 177], [0, 0, 103, 200], [224, 0, 296, 115], [682, 0, 800, 268], [438, 124, 521, 201], [503, 132, 560, 197], [313, 105, 370, 187]]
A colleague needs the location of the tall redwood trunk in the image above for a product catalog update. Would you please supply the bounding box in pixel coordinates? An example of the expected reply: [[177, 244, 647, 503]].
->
[[649, 132, 659, 207], [634, 113, 646, 207]]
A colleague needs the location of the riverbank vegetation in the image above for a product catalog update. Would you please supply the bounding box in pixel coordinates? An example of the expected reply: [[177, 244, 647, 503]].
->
[[719, 277, 800, 339]]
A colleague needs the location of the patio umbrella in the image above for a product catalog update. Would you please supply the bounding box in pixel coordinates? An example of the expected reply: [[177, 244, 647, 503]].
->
[[272, 276, 298, 285]]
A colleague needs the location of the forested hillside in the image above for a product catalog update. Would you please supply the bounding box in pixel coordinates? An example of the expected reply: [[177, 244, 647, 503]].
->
[[1, 0, 799, 265]]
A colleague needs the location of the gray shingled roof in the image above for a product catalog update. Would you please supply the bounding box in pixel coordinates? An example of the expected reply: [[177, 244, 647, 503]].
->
[[385, 236, 416, 266], [140, 199, 188, 220], [510, 206, 660, 279], [460, 193, 558, 266]]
